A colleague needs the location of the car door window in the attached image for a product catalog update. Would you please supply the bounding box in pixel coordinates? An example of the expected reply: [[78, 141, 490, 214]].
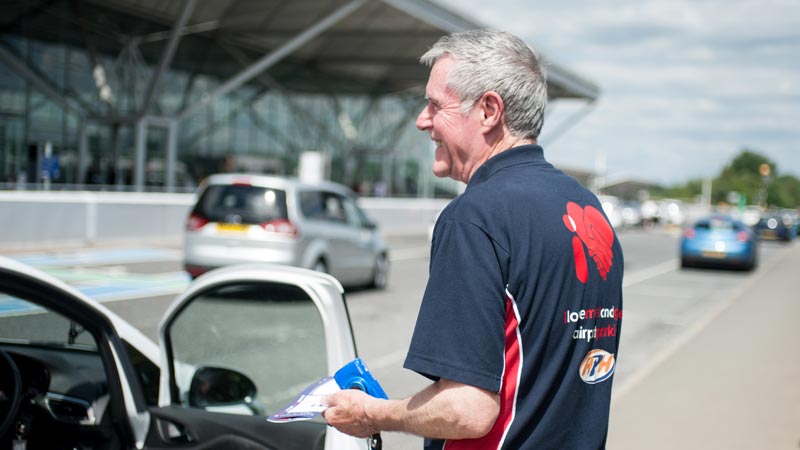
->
[[0, 295, 97, 349], [299, 190, 326, 220], [342, 198, 368, 228], [166, 282, 327, 416], [0, 293, 108, 431], [300, 190, 348, 224], [323, 194, 347, 223]]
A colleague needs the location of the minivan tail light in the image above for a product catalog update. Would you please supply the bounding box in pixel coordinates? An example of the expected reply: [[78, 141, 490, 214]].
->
[[260, 219, 299, 237], [684, 228, 695, 239], [737, 231, 749, 242], [186, 213, 209, 232]]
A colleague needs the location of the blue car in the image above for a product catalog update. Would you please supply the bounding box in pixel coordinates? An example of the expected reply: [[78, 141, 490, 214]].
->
[[680, 215, 758, 270], [754, 213, 797, 242]]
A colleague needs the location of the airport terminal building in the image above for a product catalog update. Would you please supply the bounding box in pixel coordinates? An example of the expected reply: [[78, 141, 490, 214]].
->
[[0, 0, 598, 197]]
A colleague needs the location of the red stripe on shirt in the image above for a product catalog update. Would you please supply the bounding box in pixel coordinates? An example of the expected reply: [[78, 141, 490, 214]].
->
[[445, 291, 522, 450]]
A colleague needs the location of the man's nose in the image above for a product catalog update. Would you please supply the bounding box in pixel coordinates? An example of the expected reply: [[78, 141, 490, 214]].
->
[[416, 106, 431, 131]]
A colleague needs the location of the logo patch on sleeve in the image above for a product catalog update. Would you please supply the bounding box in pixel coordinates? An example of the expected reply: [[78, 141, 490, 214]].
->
[[579, 349, 615, 384], [562, 201, 615, 283]]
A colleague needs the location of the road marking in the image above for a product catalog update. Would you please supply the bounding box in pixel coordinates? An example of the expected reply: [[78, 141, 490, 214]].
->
[[611, 247, 789, 404], [0, 296, 43, 316], [623, 259, 678, 288], [11, 247, 181, 268], [2, 244, 430, 315], [0, 269, 190, 317]]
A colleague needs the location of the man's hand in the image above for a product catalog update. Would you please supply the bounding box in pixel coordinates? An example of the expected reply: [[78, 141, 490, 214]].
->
[[323, 389, 380, 438], [322, 378, 499, 440]]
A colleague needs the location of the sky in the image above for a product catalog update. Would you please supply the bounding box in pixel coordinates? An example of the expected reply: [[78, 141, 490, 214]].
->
[[436, 0, 800, 186]]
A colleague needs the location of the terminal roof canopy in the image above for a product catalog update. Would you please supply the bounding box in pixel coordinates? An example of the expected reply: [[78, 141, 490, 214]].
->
[[4, 0, 598, 100]]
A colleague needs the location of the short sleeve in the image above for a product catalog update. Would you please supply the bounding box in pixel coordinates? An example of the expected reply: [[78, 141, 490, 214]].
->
[[403, 218, 507, 392]]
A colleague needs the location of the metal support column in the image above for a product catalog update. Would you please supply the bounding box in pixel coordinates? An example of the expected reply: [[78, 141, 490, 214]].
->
[[139, 0, 196, 116], [166, 119, 178, 192], [134, 119, 147, 191], [78, 121, 89, 185]]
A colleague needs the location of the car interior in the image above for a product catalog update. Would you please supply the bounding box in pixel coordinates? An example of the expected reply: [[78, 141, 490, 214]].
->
[[0, 293, 132, 449]]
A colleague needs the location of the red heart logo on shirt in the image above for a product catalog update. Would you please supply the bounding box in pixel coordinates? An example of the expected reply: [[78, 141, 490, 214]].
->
[[562, 202, 615, 283]]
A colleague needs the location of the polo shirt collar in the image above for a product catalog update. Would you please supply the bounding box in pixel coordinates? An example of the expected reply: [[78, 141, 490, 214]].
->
[[467, 145, 545, 189]]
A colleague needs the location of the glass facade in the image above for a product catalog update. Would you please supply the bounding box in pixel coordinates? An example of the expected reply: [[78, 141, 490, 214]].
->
[[0, 2, 460, 197]]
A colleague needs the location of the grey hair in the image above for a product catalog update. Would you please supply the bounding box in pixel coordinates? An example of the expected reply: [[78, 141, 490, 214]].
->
[[420, 29, 548, 140]]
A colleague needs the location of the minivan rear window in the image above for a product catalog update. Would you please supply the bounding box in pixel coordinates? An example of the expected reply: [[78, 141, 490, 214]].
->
[[194, 185, 288, 224]]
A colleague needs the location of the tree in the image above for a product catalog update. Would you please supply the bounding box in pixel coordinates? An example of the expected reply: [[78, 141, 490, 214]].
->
[[768, 175, 800, 208], [711, 149, 777, 207], [728, 150, 774, 175], [659, 148, 800, 208]]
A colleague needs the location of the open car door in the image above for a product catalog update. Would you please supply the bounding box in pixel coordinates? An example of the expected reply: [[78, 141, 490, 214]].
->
[[150, 263, 368, 450], [0, 256, 368, 450]]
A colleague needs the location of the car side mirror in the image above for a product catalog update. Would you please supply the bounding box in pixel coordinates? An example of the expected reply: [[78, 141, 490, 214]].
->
[[188, 366, 257, 408], [363, 221, 377, 230]]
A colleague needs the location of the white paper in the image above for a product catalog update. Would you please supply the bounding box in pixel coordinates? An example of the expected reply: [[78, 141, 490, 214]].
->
[[267, 376, 341, 423]]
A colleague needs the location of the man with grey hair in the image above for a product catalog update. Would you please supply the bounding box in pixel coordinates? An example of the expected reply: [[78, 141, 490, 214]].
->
[[324, 29, 623, 449]]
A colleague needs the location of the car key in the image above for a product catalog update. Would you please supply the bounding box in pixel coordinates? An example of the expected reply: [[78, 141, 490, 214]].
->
[[369, 433, 382, 450], [13, 421, 27, 450]]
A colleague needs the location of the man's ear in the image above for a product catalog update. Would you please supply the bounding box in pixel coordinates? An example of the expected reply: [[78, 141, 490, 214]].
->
[[478, 91, 504, 131]]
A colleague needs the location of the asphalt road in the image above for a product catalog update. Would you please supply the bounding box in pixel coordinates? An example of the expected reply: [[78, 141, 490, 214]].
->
[[608, 234, 800, 450], [6, 227, 798, 449]]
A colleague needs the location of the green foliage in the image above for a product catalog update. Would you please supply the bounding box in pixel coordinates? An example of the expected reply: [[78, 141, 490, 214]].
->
[[728, 150, 774, 175], [660, 148, 800, 208], [768, 175, 800, 208], [658, 179, 702, 202], [711, 149, 773, 205]]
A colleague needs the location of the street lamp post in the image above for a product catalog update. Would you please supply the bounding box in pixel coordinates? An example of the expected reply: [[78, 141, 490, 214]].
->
[[759, 163, 771, 208]]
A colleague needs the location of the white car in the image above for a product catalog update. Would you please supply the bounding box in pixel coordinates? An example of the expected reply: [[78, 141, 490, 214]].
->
[[0, 257, 370, 449], [597, 195, 624, 230]]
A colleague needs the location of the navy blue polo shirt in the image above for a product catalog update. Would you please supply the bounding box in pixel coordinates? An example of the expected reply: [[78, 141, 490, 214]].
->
[[404, 145, 624, 450]]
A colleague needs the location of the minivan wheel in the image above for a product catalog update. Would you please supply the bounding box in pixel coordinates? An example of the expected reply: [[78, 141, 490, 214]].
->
[[313, 259, 328, 274], [370, 254, 389, 289]]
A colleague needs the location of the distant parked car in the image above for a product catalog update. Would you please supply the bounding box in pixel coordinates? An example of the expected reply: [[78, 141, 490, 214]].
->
[[658, 199, 687, 226], [680, 215, 758, 270], [620, 201, 643, 228], [597, 195, 623, 230], [184, 174, 389, 288], [779, 209, 800, 234], [738, 205, 763, 227], [754, 212, 797, 242]]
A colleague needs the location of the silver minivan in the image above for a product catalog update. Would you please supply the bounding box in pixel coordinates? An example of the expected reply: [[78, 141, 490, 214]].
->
[[184, 174, 389, 288]]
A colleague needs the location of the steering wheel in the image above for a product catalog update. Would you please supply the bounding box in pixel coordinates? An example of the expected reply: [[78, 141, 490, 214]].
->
[[0, 349, 21, 438]]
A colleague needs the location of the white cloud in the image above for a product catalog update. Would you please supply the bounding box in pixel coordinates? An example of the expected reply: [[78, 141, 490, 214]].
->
[[436, 0, 800, 185]]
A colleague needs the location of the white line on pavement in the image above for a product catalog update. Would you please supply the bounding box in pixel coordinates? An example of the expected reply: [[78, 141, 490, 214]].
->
[[623, 259, 678, 288], [611, 248, 789, 403]]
